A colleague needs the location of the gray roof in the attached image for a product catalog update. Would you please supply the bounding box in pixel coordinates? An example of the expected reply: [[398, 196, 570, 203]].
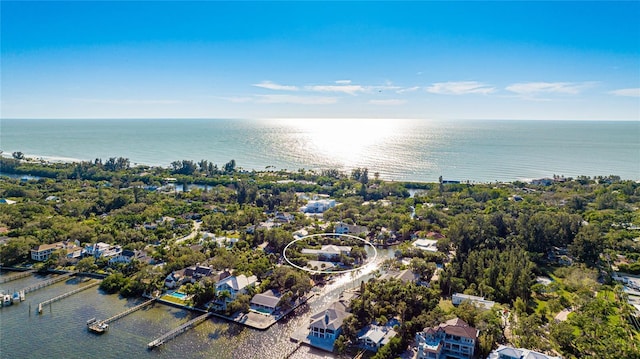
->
[[309, 302, 350, 331], [250, 290, 281, 308], [498, 347, 524, 358]]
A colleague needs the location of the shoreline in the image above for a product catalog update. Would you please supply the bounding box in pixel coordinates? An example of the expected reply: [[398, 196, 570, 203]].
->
[[2, 155, 638, 185]]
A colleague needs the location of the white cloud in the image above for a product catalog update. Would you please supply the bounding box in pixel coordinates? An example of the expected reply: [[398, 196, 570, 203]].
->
[[215, 96, 253, 103], [396, 86, 420, 94], [609, 88, 640, 97], [506, 81, 596, 97], [252, 81, 299, 91], [335, 80, 352, 84], [74, 98, 182, 105], [305, 84, 367, 95], [426, 81, 495, 95], [255, 94, 337, 105], [368, 99, 407, 105]]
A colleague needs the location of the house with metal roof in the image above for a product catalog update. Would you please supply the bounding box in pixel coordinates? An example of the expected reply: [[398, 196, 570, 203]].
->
[[487, 345, 562, 359], [357, 324, 397, 352], [250, 289, 281, 314]]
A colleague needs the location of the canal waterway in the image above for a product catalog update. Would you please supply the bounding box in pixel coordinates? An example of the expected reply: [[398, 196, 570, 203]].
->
[[0, 248, 395, 359]]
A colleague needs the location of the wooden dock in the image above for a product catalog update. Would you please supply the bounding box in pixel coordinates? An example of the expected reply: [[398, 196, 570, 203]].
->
[[0, 270, 35, 284], [87, 297, 157, 333], [37, 280, 100, 314], [147, 312, 212, 349], [21, 272, 75, 294]]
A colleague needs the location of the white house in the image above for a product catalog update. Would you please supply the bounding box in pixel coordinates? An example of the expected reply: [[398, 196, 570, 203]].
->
[[300, 199, 336, 213], [357, 324, 397, 352], [108, 249, 154, 265], [487, 345, 562, 359], [413, 238, 439, 252], [164, 271, 184, 289], [301, 245, 351, 260], [416, 318, 478, 359], [215, 274, 258, 301], [452, 293, 496, 310], [84, 242, 122, 258], [30, 241, 81, 262]]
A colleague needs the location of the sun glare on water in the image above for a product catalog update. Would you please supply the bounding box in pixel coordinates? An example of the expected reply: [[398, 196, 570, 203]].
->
[[279, 118, 401, 167]]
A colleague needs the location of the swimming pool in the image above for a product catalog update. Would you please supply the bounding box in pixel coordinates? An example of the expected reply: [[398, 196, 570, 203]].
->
[[170, 291, 187, 300]]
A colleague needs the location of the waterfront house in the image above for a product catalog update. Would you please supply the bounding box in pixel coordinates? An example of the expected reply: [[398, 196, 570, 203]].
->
[[30, 240, 83, 262], [452, 293, 496, 310], [215, 274, 258, 301], [250, 289, 282, 314], [415, 317, 478, 359], [301, 245, 351, 261], [308, 300, 350, 347], [164, 270, 185, 289], [357, 324, 397, 352], [335, 222, 369, 235], [487, 345, 562, 359], [31, 242, 65, 261]]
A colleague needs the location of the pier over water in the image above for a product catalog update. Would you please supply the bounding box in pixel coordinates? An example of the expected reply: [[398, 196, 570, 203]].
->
[[148, 312, 212, 349]]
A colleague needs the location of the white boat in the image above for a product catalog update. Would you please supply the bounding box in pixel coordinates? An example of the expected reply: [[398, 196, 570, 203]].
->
[[2, 294, 13, 306]]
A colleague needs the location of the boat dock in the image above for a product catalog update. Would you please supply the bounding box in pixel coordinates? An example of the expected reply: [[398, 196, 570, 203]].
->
[[147, 312, 212, 349], [87, 297, 157, 333], [0, 270, 35, 284], [21, 272, 75, 294], [37, 280, 100, 314]]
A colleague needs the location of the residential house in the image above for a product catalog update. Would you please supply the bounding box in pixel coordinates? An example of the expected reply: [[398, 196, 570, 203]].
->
[[416, 318, 478, 359], [274, 212, 295, 223], [487, 345, 562, 359], [413, 238, 439, 252], [108, 249, 154, 265], [30, 240, 83, 262], [293, 228, 309, 239], [301, 245, 351, 260], [215, 274, 258, 301], [300, 199, 336, 213], [308, 300, 350, 346], [84, 242, 122, 258], [250, 289, 282, 314], [164, 270, 185, 289], [426, 231, 446, 240], [357, 324, 397, 352], [335, 222, 369, 236], [184, 265, 215, 283], [381, 268, 421, 284], [452, 293, 496, 310]]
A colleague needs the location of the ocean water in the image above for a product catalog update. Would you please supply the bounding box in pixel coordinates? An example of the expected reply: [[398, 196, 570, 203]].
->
[[0, 247, 391, 359], [1, 118, 638, 182]]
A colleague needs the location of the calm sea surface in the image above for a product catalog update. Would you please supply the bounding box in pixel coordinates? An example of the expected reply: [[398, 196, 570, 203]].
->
[[1, 118, 638, 182], [0, 249, 390, 359]]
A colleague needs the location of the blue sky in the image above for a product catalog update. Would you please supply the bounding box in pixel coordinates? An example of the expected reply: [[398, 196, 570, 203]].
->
[[1, 1, 639, 120]]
